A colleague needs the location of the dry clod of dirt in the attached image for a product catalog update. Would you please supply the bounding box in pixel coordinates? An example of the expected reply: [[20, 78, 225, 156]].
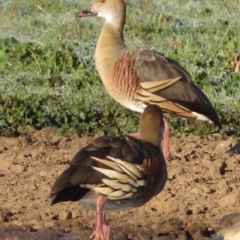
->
[[0, 127, 239, 240]]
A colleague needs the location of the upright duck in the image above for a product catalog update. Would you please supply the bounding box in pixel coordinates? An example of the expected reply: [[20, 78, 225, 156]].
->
[[50, 105, 167, 240], [76, 0, 221, 158]]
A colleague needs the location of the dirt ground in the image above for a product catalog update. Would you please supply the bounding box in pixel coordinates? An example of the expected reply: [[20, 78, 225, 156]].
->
[[0, 126, 239, 240]]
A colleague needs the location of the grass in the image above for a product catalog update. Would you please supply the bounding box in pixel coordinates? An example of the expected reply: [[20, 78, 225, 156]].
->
[[0, 0, 239, 137]]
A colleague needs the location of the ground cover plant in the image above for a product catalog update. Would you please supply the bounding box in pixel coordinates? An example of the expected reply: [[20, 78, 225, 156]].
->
[[0, 0, 239, 137]]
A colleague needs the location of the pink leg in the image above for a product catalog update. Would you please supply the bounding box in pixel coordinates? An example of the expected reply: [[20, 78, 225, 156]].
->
[[163, 118, 171, 159], [102, 213, 110, 240], [90, 195, 110, 240]]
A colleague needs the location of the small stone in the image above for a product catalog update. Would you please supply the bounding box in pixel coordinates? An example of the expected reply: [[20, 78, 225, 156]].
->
[[0, 160, 11, 171], [27, 218, 42, 229], [71, 209, 80, 219], [39, 171, 49, 177], [59, 210, 72, 220], [45, 221, 54, 227], [10, 164, 24, 173]]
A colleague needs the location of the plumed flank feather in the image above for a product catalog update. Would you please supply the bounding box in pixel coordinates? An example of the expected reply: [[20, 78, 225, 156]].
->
[[93, 186, 113, 195], [106, 156, 142, 178], [102, 179, 132, 191], [109, 190, 131, 198], [92, 166, 130, 181], [91, 156, 122, 172], [93, 183, 135, 199], [90, 155, 147, 198], [115, 163, 141, 181], [121, 192, 134, 198], [91, 155, 143, 183], [92, 166, 143, 189]]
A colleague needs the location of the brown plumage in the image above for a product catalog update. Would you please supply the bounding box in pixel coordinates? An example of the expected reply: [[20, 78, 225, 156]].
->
[[50, 105, 167, 240], [76, 0, 221, 158]]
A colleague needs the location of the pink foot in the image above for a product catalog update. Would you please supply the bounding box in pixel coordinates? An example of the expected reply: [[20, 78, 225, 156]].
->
[[90, 195, 110, 240], [163, 118, 171, 159], [102, 213, 110, 240]]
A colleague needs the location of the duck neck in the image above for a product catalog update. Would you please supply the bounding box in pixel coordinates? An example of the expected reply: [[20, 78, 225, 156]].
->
[[138, 113, 164, 147], [95, 23, 127, 84], [138, 127, 162, 147]]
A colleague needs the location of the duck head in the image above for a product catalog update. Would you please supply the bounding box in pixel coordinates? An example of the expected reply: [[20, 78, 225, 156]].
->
[[76, 0, 126, 30]]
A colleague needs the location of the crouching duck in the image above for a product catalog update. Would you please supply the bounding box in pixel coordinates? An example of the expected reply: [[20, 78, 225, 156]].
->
[[212, 213, 240, 240], [76, 0, 221, 159], [50, 105, 167, 240]]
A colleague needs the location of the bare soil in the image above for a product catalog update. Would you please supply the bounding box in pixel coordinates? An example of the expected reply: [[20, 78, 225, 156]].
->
[[0, 126, 239, 240]]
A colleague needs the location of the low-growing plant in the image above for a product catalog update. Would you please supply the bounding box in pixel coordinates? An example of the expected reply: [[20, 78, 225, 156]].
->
[[0, 0, 239, 137]]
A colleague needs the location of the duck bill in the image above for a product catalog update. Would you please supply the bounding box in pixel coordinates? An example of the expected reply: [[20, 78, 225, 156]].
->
[[76, 8, 98, 18]]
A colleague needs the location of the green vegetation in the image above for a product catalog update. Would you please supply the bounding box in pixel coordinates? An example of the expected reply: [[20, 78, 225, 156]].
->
[[0, 0, 239, 137]]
